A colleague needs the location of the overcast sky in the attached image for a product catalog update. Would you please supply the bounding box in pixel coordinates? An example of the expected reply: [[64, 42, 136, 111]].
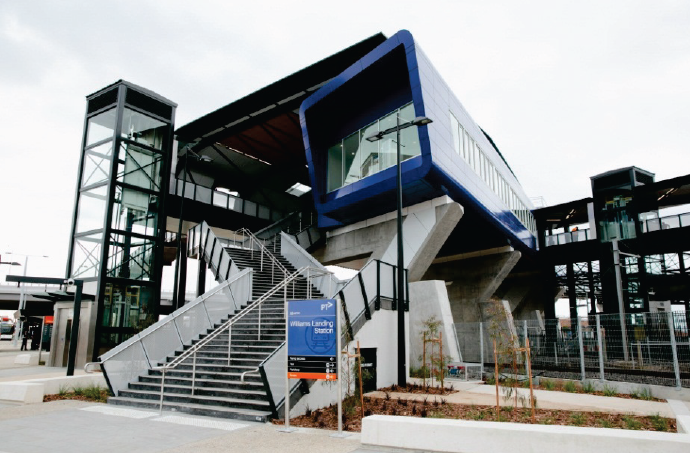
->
[[0, 0, 688, 283]]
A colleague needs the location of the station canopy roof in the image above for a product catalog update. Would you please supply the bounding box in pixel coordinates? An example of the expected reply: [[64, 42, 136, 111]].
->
[[173, 34, 387, 207]]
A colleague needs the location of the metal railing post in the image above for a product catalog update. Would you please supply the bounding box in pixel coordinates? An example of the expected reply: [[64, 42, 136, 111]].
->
[[480, 322, 484, 378], [228, 324, 232, 366], [192, 350, 197, 395], [596, 314, 605, 382], [577, 316, 585, 381], [258, 300, 262, 341], [159, 368, 166, 415], [667, 311, 682, 389]]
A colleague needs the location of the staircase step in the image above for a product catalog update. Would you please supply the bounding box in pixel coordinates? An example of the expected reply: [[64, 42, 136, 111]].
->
[[108, 396, 272, 422]]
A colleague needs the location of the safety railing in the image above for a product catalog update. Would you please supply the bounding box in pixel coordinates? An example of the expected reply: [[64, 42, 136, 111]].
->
[[544, 228, 591, 247], [333, 259, 408, 341], [280, 232, 342, 298], [641, 211, 690, 233], [188, 222, 291, 285], [98, 268, 254, 396], [155, 266, 326, 414], [170, 176, 283, 222]]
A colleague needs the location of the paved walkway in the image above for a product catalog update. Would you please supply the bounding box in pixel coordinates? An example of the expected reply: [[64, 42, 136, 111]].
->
[[0, 343, 687, 452]]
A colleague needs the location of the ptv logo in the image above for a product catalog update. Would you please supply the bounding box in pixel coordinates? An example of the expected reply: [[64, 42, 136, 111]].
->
[[321, 301, 334, 311]]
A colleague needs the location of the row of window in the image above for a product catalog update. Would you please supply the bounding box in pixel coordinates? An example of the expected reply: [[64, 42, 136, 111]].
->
[[450, 113, 536, 235]]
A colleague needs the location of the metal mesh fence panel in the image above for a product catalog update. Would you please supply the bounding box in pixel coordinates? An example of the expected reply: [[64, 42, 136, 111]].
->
[[452, 311, 689, 388]]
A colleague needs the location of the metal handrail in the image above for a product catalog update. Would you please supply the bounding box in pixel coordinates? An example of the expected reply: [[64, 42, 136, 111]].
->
[[154, 266, 325, 414], [234, 227, 291, 283]]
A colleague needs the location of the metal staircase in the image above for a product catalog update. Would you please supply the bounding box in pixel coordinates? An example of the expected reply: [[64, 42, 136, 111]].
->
[[105, 225, 325, 421]]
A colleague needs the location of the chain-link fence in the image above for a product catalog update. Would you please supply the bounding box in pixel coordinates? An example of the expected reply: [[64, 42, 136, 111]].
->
[[454, 311, 690, 388]]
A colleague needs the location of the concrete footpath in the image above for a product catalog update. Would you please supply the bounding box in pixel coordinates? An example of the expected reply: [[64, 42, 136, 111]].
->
[[0, 341, 688, 453]]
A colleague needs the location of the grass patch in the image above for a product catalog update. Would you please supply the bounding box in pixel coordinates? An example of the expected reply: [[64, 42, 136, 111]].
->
[[542, 379, 555, 391]]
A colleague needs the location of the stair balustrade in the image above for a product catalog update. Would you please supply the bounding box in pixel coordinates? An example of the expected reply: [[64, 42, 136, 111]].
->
[[154, 266, 327, 416], [98, 268, 254, 397]]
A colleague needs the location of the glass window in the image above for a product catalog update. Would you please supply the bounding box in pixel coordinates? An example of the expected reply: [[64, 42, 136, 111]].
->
[[359, 122, 379, 178], [117, 142, 163, 192], [86, 108, 117, 146], [76, 185, 108, 233], [111, 185, 159, 237], [342, 132, 361, 186], [81, 141, 113, 188], [71, 233, 103, 279], [102, 283, 156, 330], [463, 130, 469, 161], [121, 108, 168, 150], [327, 143, 343, 192], [450, 114, 460, 154], [106, 233, 156, 281], [400, 122, 421, 161]]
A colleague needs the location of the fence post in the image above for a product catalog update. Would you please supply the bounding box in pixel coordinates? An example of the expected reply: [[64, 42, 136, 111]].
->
[[523, 320, 528, 348], [667, 311, 682, 389], [577, 316, 585, 381], [595, 314, 605, 382], [479, 322, 484, 378]]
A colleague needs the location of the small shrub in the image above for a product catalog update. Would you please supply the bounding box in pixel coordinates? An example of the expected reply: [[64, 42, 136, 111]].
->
[[602, 385, 617, 397], [571, 413, 585, 426], [649, 414, 668, 432], [597, 418, 613, 428], [384, 391, 391, 401], [305, 405, 312, 417], [581, 381, 595, 394], [563, 381, 578, 393], [411, 405, 417, 415], [623, 415, 642, 430], [631, 387, 653, 401], [420, 408, 427, 418], [542, 379, 555, 391]]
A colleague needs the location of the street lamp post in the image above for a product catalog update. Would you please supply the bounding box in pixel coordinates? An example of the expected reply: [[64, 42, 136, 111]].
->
[[366, 114, 432, 386], [171, 147, 212, 311]]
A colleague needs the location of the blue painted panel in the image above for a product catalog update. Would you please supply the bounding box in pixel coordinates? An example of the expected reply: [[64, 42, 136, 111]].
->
[[300, 30, 536, 251]]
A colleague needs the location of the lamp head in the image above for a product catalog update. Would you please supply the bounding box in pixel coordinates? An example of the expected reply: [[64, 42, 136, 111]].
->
[[412, 116, 433, 126]]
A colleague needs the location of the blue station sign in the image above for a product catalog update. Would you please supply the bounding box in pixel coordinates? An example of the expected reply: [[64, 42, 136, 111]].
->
[[287, 299, 338, 380]]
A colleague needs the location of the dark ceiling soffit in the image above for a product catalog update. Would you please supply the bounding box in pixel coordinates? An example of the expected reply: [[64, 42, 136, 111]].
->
[[175, 33, 387, 141], [533, 197, 593, 218]]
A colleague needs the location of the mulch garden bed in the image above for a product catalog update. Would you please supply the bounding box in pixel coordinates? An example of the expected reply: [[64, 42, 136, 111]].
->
[[273, 391, 676, 433]]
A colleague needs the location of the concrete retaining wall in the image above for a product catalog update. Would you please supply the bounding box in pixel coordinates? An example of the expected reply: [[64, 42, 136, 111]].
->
[[361, 415, 690, 453], [0, 374, 107, 404]]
